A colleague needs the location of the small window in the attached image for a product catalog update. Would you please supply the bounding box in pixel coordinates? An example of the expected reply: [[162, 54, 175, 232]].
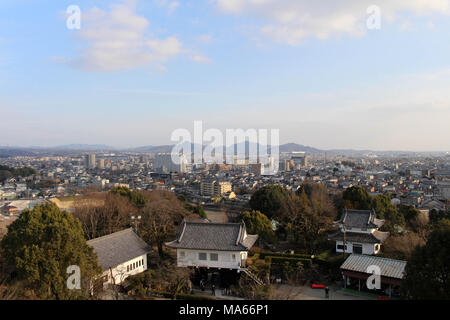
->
[[199, 253, 207, 260], [142, 259, 144, 266], [127, 265, 130, 272], [353, 244, 363, 254], [210, 253, 219, 261], [232, 254, 236, 260]]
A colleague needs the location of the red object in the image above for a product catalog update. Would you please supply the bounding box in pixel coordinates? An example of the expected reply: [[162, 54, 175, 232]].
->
[[377, 296, 390, 301], [311, 284, 325, 289]]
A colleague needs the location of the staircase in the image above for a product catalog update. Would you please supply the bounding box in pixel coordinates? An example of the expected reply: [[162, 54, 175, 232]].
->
[[241, 269, 264, 286]]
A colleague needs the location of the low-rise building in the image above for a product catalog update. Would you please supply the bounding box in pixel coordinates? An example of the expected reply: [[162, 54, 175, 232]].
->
[[340, 254, 407, 298], [166, 221, 258, 270], [329, 209, 389, 255], [87, 228, 152, 289]]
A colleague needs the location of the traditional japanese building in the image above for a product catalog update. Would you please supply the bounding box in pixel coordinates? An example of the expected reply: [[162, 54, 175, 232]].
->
[[87, 228, 152, 289], [340, 254, 407, 298], [329, 209, 389, 255], [165, 221, 258, 271]]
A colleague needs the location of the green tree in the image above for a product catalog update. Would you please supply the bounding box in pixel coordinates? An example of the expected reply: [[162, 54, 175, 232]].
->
[[402, 225, 450, 299], [371, 194, 396, 219], [239, 210, 276, 243], [342, 186, 372, 210], [194, 203, 207, 219], [249, 185, 289, 220], [0, 203, 101, 299], [398, 205, 420, 223], [110, 186, 147, 208]]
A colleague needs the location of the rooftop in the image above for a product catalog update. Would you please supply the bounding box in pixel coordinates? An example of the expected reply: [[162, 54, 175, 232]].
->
[[87, 228, 152, 270], [340, 254, 407, 280], [165, 221, 258, 252], [339, 209, 384, 229]]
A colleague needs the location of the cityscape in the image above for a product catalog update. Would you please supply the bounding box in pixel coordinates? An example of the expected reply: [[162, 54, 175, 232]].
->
[[1, 0, 450, 311]]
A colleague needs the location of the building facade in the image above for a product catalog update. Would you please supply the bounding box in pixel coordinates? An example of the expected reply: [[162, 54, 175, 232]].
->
[[329, 209, 389, 255], [87, 228, 152, 288], [166, 221, 258, 270]]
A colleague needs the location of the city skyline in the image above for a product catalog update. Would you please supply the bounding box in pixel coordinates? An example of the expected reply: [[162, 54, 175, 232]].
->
[[1, 0, 450, 151]]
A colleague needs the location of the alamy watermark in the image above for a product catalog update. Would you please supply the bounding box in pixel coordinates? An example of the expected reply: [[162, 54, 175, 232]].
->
[[67, 265, 81, 290], [367, 5, 381, 30], [171, 121, 280, 175], [366, 265, 381, 290], [66, 5, 81, 30]]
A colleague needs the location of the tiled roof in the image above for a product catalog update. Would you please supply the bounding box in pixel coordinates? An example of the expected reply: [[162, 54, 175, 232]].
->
[[340, 209, 383, 229], [87, 228, 152, 270], [165, 221, 258, 251], [340, 254, 407, 280], [328, 230, 389, 243]]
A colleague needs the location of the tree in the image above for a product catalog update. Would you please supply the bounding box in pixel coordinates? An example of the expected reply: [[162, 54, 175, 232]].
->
[[371, 194, 396, 219], [0, 203, 101, 299], [249, 185, 289, 220], [399, 205, 420, 224], [239, 211, 276, 243], [110, 186, 148, 208], [139, 192, 188, 257], [193, 203, 207, 219], [282, 185, 335, 254], [342, 186, 372, 210], [73, 193, 134, 239], [402, 225, 450, 299]]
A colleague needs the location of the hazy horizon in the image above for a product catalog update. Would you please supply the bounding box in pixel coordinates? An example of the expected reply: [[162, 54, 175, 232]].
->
[[2, 1, 450, 151]]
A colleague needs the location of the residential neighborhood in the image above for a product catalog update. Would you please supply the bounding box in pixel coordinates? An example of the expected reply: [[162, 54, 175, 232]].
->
[[1, 148, 449, 301]]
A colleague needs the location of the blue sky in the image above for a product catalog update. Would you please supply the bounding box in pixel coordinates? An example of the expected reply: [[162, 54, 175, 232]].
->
[[1, 0, 450, 151]]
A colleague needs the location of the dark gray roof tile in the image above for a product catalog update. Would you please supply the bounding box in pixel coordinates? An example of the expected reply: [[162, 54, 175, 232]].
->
[[165, 221, 258, 251], [87, 228, 152, 270]]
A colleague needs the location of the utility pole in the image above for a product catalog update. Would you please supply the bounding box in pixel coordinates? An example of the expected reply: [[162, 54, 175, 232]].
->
[[342, 223, 347, 261], [131, 214, 142, 234]]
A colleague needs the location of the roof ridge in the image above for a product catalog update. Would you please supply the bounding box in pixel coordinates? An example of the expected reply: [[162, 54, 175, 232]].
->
[[350, 253, 407, 263], [184, 221, 242, 226], [87, 228, 134, 243]]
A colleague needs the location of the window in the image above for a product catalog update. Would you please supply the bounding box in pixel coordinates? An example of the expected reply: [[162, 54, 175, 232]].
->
[[127, 265, 130, 272], [142, 259, 144, 266], [210, 253, 219, 261], [232, 254, 236, 261], [180, 251, 186, 258], [337, 244, 347, 251], [199, 253, 207, 260], [353, 244, 363, 254]]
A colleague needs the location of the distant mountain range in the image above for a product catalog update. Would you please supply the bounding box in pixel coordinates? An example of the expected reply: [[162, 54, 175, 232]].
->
[[129, 143, 321, 154], [53, 144, 117, 151], [0, 143, 445, 157]]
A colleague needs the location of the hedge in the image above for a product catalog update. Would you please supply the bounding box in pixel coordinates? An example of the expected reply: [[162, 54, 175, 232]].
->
[[264, 256, 312, 268], [256, 251, 313, 260], [149, 291, 216, 301]]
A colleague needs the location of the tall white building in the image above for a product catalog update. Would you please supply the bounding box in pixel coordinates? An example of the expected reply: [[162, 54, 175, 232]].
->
[[152, 153, 188, 173]]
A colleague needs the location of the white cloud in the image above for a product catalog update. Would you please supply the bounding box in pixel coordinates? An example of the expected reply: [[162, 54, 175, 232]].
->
[[190, 54, 211, 63], [197, 34, 213, 44], [155, 0, 180, 14], [66, 0, 204, 72], [214, 0, 450, 44]]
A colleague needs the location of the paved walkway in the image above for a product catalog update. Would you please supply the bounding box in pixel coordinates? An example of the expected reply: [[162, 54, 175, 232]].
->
[[190, 288, 244, 300], [272, 284, 375, 300]]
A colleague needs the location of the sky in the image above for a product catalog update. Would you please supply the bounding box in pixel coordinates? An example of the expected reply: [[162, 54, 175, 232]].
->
[[1, 0, 450, 151]]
